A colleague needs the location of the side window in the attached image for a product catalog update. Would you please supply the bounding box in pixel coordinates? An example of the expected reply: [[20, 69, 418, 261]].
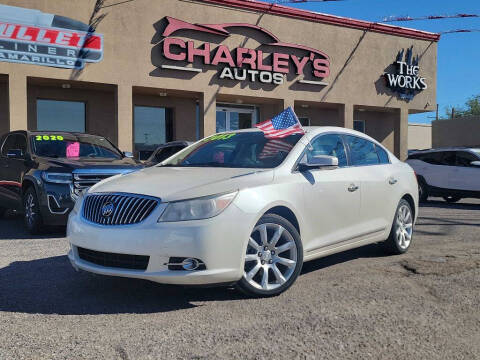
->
[[345, 135, 379, 166], [376, 145, 390, 164], [441, 151, 456, 166], [456, 151, 478, 167], [419, 152, 443, 165], [1, 134, 26, 157], [153, 148, 166, 162], [306, 134, 347, 167]]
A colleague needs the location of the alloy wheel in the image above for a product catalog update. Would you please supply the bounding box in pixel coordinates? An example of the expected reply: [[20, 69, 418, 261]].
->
[[25, 193, 36, 227], [395, 204, 413, 250], [243, 223, 298, 291]]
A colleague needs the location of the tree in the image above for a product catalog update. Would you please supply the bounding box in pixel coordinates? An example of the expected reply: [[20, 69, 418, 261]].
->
[[444, 94, 480, 119]]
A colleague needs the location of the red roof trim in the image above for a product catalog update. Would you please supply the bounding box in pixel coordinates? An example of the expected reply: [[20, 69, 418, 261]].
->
[[198, 0, 440, 42]]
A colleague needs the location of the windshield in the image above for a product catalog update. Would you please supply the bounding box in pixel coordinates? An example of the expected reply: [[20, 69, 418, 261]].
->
[[160, 132, 303, 169], [472, 150, 480, 158], [31, 133, 122, 159]]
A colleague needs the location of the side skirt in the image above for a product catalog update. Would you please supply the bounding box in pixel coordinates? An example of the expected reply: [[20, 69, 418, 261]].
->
[[303, 228, 386, 263]]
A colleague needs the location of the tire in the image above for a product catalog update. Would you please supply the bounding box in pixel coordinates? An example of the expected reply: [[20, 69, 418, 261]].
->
[[417, 178, 429, 203], [383, 199, 414, 255], [443, 195, 461, 203], [23, 187, 45, 235], [237, 213, 303, 297]]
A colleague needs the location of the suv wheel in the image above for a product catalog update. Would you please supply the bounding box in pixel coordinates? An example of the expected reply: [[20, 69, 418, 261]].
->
[[237, 214, 303, 297], [383, 199, 414, 255], [23, 187, 44, 235], [443, 195, 461, 203]]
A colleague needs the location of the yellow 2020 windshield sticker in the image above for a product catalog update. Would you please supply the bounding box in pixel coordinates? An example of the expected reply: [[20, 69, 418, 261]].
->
[[35, 135, 64, 141]]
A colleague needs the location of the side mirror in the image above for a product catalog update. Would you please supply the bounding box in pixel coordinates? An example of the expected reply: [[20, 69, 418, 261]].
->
[[6, 149, 23, 159], [123, 151, 134, 158], [298, 155, 339, 171], [470, 161, 480, 167]]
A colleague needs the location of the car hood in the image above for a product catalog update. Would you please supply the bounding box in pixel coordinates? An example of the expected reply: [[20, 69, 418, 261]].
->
[[37, 157, 143, 171], [88, 166, 274, 202]]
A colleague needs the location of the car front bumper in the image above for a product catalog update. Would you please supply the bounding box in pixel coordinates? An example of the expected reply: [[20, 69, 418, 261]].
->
[[67, 202, 255, 285]]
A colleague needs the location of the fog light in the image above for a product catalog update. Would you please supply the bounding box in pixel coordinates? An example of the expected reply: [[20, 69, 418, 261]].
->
[[166, 257, 206, 271], [182, 258, 199, 271]]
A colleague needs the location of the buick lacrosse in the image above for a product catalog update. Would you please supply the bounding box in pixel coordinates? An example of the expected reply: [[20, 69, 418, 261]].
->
[[68, 127, 418, 297]]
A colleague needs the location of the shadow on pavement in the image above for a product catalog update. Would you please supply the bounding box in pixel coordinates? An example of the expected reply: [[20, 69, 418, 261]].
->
[[301, 243, 389, 275], [420, 200, 480, 211], [0, 255, 244, 315], [0, 213, 65, 240], [0, 243, 393, 315]]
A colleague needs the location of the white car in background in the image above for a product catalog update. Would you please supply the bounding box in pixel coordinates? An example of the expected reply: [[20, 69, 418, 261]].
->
[[407, 148, 480, 203], [67, 127, 418, 297]]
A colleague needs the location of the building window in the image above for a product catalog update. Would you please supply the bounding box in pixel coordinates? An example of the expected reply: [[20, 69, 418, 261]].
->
[[134, 106, 173, 160], [354, 120, 365, 133], [37, 99, 86, 132], [299, 117, 310, 126], [216, 105, 257, 132]]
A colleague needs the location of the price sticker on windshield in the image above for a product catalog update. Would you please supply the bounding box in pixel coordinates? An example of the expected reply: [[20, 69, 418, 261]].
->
[[35, 135, 64, 141], [202, 133, 236, 143]]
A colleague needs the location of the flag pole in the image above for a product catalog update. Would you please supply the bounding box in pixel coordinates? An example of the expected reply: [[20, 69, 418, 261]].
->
[[288, 106, 313, 151]]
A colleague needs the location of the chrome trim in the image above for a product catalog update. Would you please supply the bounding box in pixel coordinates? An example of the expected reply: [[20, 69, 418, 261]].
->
[[81, 192, 160, 226], [306, 227, 386, 253], [47, 194, 69, 215]]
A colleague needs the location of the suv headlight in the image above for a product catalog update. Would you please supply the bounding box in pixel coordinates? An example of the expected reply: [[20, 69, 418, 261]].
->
[[42, 172, 72, 184], [158, 191, 238, 222]]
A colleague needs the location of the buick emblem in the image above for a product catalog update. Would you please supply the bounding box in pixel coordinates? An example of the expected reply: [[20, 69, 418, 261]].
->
[[101, 202, 115, 217]]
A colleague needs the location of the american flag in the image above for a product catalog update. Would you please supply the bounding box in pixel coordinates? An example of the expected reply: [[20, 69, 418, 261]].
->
[[259, 139, 294, 159], [255, 106, 305, 139]]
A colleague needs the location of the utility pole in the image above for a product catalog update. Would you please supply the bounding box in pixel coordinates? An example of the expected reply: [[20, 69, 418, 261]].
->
[[436, 104, 439, 121]]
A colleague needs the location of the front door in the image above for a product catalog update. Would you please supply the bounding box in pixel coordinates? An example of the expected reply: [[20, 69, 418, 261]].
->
[[216, 105, 257, 133], [298, 134, 362, 253]]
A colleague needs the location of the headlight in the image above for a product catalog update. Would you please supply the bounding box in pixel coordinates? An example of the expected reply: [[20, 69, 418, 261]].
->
[[71, 192, 84, 214], [158, 191, 238, 222], [42, 172, 72, 184]]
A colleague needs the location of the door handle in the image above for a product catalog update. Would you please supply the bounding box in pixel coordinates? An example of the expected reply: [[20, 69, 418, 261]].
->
[[348, 184, 359, 192], [389, 178, 398, 185]]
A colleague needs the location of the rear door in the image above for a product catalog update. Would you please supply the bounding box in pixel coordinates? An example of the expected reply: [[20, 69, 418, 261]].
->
[[450, 151, 480, 192], [417, 151, 455, 190], [0, 133, 28, 209], [344, 135, 397, 236]]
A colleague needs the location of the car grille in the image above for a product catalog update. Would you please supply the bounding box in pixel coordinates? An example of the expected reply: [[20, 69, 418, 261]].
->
[[82, 193, 158, 225], [73, 173, 116, 197], [77, 247, 149, 270]]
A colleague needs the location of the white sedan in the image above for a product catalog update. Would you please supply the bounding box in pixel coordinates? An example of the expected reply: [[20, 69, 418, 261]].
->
[[67, 127, 418, 297]]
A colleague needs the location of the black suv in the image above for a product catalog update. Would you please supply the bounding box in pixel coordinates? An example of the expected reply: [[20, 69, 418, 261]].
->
[[0, 131, 143, 233]]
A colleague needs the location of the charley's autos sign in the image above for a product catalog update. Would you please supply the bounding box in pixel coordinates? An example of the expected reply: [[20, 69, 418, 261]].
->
[[384, 47, 427, 101], [156, 17, 330, 86], [0, 4, 103, 69]]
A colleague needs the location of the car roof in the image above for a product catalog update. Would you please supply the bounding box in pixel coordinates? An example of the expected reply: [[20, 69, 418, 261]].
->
[[27, 131, 104, 137], [224, 126, 385, 147], [410, 147, 480, 154]]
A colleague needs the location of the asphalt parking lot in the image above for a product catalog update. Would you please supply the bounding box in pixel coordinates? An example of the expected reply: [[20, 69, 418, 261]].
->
[[0, 199, 479, 360]]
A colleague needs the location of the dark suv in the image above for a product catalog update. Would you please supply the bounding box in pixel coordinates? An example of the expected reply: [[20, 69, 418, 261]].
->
[[0, 131, 143, 233]]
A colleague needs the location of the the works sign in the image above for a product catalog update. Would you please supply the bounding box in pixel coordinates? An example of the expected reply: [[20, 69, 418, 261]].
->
[[384, 47, 427, 101], [0, 4, 103, 69], [159, 17, 330, 86]]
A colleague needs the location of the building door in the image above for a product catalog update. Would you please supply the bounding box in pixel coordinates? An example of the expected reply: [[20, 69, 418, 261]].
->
[[133, 106, 173, 160], [216, 105, 257, 133]]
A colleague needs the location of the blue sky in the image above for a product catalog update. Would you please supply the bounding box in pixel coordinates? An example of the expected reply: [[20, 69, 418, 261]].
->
[[276, 0, 480, 123]]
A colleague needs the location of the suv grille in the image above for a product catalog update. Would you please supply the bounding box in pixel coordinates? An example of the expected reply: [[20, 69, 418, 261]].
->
[[77, 247, 149, 270], [73, 173, 116, 197], [82, 193, 158, 225]]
